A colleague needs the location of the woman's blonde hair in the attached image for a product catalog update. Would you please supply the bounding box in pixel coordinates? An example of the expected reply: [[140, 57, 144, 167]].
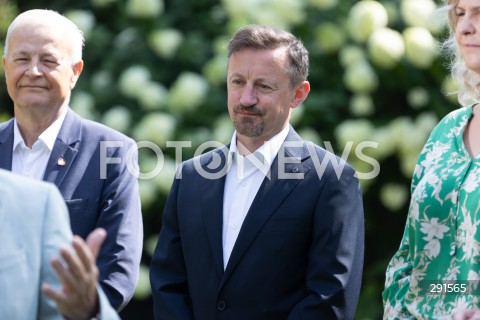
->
[[442, 0, 480, 106]]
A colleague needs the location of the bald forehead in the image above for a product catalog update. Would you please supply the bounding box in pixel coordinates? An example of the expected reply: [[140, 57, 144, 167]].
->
[[10, 10, 73, 30]]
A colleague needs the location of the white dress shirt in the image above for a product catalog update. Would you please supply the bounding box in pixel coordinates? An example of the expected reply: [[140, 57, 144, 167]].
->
[[12, 108, 68, 180], [222, 125, 289, 269]]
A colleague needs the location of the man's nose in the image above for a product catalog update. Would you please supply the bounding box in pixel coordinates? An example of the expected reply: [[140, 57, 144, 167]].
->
[[25, 62, 42, 77], [239, 85, 257, 106]]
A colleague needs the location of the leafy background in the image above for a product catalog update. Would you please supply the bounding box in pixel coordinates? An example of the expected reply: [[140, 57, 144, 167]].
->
[[0, 0, 459, 318]]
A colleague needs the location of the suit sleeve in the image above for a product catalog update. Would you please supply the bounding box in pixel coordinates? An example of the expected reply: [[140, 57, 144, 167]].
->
[[39, 185, 73, 319], [96, 138, 143, 310], [288, 164, 365, 320], [150, 169, 194, 320], [97, 285, 121, 320]]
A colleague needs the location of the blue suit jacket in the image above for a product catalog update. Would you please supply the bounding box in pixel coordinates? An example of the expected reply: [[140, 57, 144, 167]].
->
[[150, 127, 364, 320], [0, 109, 143, 310], [0, 169, 119, 320]]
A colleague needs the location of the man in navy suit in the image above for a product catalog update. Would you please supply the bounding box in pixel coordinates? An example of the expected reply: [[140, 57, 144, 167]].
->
[[1, 9, 142, 310], [150, 25, 365, 319]]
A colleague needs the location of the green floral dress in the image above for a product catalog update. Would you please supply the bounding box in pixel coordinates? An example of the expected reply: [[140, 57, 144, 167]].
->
[[383, 106, 480, 319]]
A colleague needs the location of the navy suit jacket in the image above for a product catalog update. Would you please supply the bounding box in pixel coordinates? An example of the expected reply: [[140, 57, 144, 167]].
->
[[0, 109, 143, 310], [150, 127, 364, 320]]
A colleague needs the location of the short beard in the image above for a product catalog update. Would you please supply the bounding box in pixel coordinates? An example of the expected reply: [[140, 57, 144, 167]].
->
[[232, 104, 264, 137], [233, 117, 264, 137]]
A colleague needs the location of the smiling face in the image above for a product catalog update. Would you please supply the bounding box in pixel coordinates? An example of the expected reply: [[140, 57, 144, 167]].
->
[[2, 22, 83, 115], [227, 47, 309, 150], [454, 0, 480, 74]]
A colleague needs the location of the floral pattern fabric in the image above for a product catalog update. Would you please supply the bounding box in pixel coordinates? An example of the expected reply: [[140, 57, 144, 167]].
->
[[383, 106, 480, 319]]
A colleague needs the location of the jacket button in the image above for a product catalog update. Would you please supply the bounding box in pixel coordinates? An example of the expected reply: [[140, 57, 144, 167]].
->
[[216, 300, 226, 311]]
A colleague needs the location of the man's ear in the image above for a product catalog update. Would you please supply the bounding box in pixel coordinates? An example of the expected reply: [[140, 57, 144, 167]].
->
[[70, 60, 84, 90], [290, 81, 310, 109]]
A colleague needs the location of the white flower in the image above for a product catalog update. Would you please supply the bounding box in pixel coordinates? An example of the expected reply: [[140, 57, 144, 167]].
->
[[222, 0, 261, 17], [445, 265, 460, 280], [203, 54, 228, 86], [266, 0, 306, 26], [101, 106, 132, 134], [212, 115, 235, 144], [343, 59, 378, 93], [407, 87, 430, 109], [347, 0, 388, 43], [441, 75, 460, 104], [138, 82, 168, 111], [315, 22, 347, 54], [401, 0, 441, 33], [463, 167, 480, 193], [334, 119, 374, 147], [400, 152, 420, 178], [370, 126, 396, 160], [368, 27, 405, 69], [338, 45, 366, 68], [403, 27, 438, 69], [148, 29, 183, 59], [134, 265, 152, 299], [308, 0, 338, 9], [349, 93, 374, 116], [167, 72, 209, 114], [64, 10, 95, 39], [152, 157, 176, 194], [91, 71, 113, 92], [297, 127, 322, 146], [133, 112, 176, 146], [424, 238, 441, 258], [415, 112, 438, 137], [409, 197, 420, 220], [380, 183, 409, 211], [460, 208, 480, 260], [450, 296, 472, 317], [118, 65, 151, 99], [126, 0, 163, 18], [421, 142, 449, 171], [70, 91, 97, 121], [420, 217, 450, 241]]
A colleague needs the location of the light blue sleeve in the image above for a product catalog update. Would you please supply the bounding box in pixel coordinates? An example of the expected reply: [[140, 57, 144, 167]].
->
[[97, 285, 121, 320], [39, 184, 73, 319]]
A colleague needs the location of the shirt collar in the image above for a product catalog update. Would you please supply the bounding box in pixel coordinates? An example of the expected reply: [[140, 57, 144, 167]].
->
[[228, 125, 290, 167], [13, 107, 68, 151]]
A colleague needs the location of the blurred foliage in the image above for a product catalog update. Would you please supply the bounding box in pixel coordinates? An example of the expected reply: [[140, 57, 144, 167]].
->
[[0, 0, 459, 319]]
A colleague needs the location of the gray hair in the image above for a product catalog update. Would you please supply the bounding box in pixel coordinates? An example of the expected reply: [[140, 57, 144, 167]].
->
[[4, 9, 84, 64], [441, 0, 480, 106], [227, 24, 309, 89]]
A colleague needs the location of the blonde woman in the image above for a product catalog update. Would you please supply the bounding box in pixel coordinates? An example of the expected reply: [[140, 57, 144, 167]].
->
[[383, 0, 480, 319]]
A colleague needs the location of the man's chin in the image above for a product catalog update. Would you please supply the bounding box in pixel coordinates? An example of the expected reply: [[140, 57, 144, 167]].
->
[[235, 126, 263, 138]]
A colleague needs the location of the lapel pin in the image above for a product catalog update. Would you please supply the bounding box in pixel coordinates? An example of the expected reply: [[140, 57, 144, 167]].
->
[[57, 157, 66, 166]]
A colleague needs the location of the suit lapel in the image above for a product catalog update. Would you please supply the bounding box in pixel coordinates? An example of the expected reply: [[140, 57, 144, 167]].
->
[[0, 120, 14, 171], [201, 147, 231, 278], [220, 128, 311, 287], [42, 110, 81, 187]]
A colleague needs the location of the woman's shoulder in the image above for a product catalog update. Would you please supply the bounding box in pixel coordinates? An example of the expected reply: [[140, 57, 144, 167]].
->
[[438, 105, 473, 126], [427, 105, 473, 138]]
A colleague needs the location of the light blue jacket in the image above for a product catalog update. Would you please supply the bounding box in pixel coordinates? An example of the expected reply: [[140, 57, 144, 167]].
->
[[0, 169, 119, 319]]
